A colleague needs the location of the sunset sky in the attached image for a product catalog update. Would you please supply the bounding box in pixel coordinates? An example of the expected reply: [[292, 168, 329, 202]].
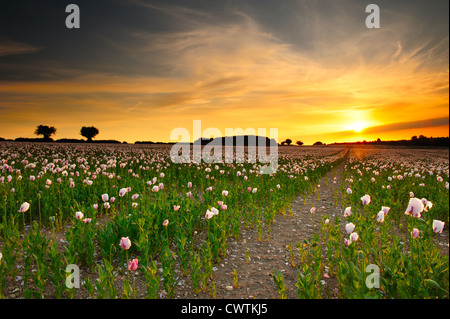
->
[[0, 0, 448, 145]]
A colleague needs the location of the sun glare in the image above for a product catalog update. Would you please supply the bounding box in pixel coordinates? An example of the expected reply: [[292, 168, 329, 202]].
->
[[349, 121, 368, 133]]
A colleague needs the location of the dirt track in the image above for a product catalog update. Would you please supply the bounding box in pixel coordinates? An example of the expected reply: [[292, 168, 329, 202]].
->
[[176, 153, 348, 299]]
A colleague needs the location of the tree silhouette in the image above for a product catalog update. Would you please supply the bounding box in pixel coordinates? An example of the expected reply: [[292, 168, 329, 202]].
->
[[81, 126, 99, 142], [285, 139, 292, 146], [296, 140, 304, 146], [34, 125, 56, 141], [313, 141, 323, 146]]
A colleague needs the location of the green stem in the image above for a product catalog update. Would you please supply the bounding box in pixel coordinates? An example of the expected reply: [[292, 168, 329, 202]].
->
[[132, 271, 136, 299], [3, 195, 7, 229], [165, 225, 169, 246], [38, 195, 41, 228], [125, 250, 129, 281], [410, 235, 415, 295]]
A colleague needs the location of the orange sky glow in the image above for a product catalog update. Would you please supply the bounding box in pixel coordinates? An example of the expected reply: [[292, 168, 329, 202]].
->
[[0, 1, 448, 145]]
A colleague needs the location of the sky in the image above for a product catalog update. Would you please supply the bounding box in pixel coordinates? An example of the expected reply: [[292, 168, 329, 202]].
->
[[0, 0, 448, 144]]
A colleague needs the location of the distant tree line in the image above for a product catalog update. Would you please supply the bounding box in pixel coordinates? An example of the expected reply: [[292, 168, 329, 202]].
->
[[7, 137, 123, 144], [135, 141, 175, 145], [31, 124, 102, 142], [0, 125, 122, 144], [330, 136, 449, 147], [1, 128, 448, 148], [279, 139, 323, 146]]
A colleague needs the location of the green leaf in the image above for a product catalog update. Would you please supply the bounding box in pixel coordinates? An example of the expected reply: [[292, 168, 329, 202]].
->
[[424, 279, 440, 289], [424, 279, 449, 296], [122, 278, 132, 299]]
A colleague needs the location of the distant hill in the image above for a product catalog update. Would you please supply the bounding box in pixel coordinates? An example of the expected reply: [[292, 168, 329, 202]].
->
[[193, 135, 277, 146]]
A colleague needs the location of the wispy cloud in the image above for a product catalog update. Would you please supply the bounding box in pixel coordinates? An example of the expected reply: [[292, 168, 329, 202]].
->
[[127, 0, 211, 23], [363, 117, 449, 134], [0, 38, 40, 57], [0, 1, 448, 143]]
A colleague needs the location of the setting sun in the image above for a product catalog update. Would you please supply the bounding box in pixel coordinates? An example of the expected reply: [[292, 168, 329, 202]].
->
[[348, 121, 369, 133]]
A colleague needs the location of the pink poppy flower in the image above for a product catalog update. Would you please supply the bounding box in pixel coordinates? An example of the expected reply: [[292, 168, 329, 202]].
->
[[344, 207, 352, 217], [376, 211, 385, 223], [18, 202, 30, 213], [205, 210, 214, 219], [411, 228, 420, 239], [405, 198, 424, 218], [433, 220, 445, 233], [361, 194, 371, 205], [120, 237, 131, 250], [345, 223, 355, 234], [350, 232, 359, 242], [128, 259, 138, 271]]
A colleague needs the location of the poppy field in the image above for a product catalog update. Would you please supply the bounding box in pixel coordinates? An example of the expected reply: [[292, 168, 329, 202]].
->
[[0, 142, 448, 299]]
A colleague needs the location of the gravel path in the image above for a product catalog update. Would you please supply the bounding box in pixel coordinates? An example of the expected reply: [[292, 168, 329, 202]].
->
[[177, 153, 348, 299]]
